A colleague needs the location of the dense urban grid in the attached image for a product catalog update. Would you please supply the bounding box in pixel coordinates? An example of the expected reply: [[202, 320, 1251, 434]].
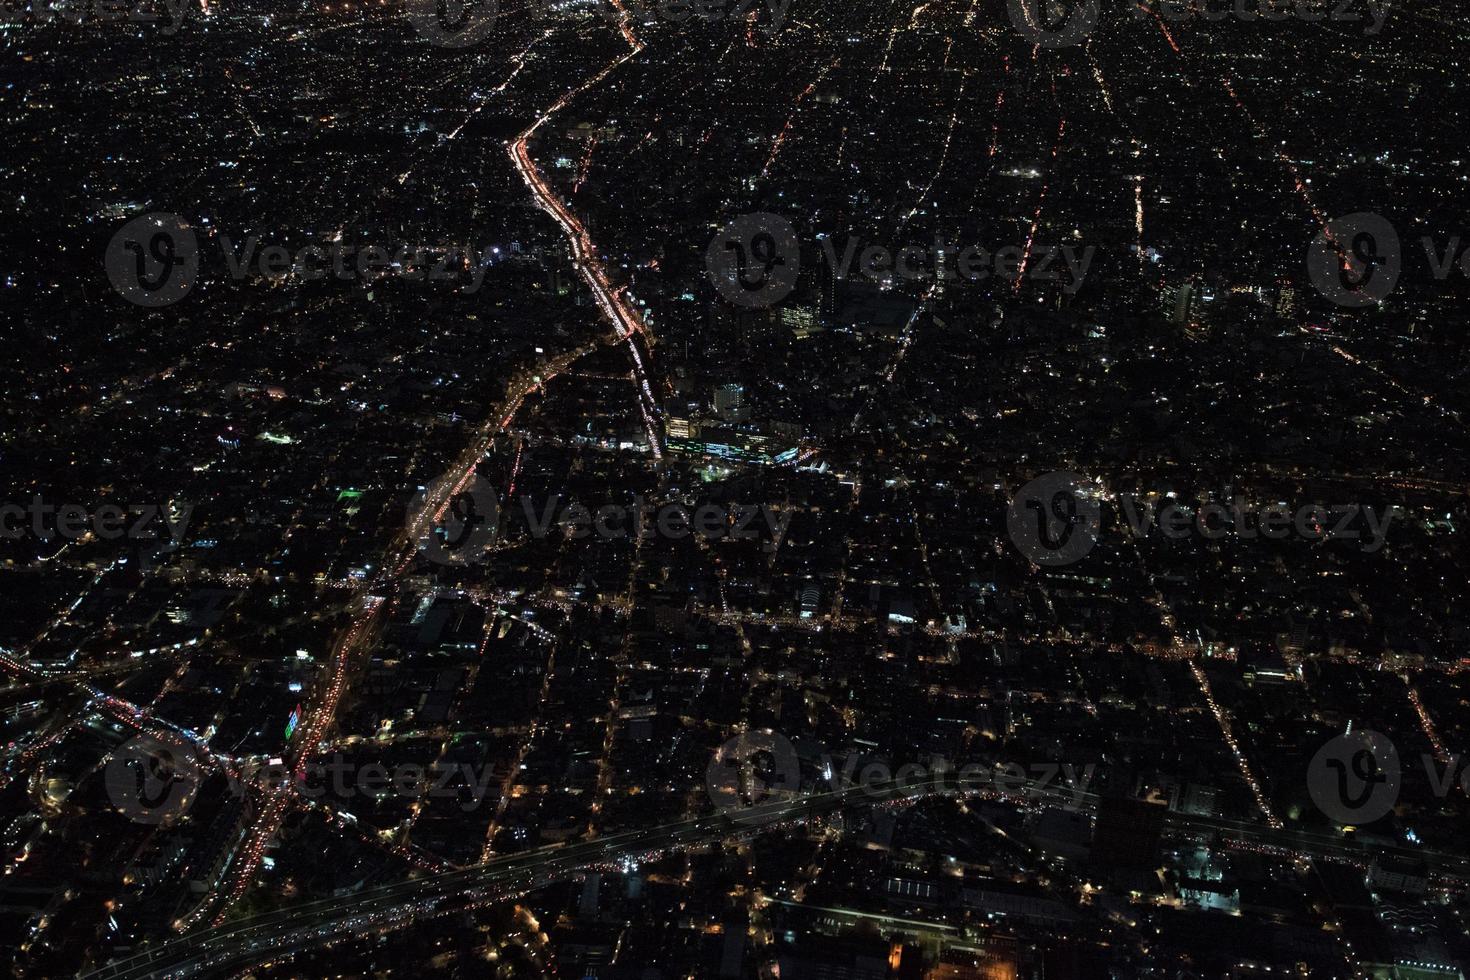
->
[[3, 0, 1470, 977]]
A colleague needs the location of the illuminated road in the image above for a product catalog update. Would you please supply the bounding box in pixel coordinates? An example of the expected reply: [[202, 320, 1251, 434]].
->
[[81, 792, 860, 980], [189, 21, 670, 920], [506, 30, 664, 459], [79, 769, 1470, 979], [186, 597, 387, 928]]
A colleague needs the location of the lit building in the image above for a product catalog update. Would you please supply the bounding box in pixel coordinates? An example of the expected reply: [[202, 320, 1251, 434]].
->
[[781, 304, 824, 339], [714, 383, 749, 422], [1162, 278, 1198, 324], [666, 423, 798, 466]]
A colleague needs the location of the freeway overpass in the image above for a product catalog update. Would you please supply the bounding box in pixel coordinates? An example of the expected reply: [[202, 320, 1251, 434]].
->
[[80, 792, 844, 980], [79, 772, 1470, 979]]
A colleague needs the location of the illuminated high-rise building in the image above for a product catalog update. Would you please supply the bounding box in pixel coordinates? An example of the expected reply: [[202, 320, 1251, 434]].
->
[[714, 383, 748, 422]]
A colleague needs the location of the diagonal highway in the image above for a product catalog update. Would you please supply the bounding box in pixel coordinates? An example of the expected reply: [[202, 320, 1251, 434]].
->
[[78, 768, 1470, 979], [81, 790, 850, 980]]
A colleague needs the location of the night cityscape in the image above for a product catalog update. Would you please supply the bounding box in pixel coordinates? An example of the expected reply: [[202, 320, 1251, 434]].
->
[[3, 0, 1470, 976]]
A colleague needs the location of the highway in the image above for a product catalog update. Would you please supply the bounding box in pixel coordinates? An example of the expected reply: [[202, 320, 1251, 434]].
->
[[78, 768, 1470, 979], [80, 791, 845, 980], [171, 28, 667, 928], [506, 29, 664, 459]]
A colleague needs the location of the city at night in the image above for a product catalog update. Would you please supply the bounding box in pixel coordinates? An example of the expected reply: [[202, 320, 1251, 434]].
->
[[2, 0, 1470, 976]]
